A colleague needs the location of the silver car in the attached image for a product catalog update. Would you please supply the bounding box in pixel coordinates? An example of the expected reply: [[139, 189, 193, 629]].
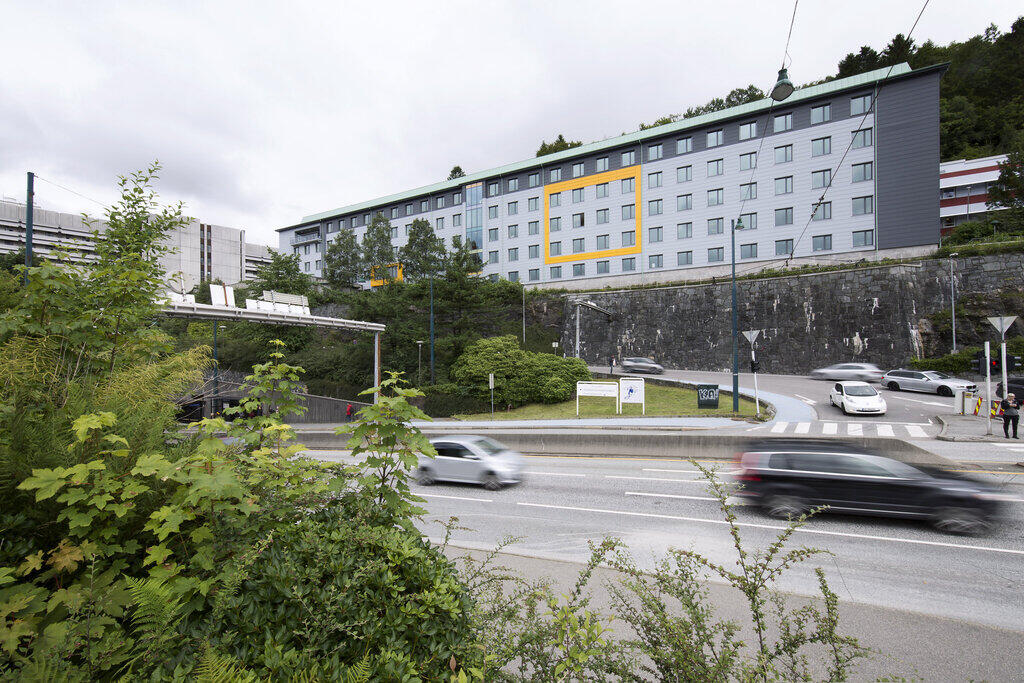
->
[[416, 435, 524, 490], [621, 357, 664, 374], [809, 363, 883, 382], [881, 369, 977, 397]]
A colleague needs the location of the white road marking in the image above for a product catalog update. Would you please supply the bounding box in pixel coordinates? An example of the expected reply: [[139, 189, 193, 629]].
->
[[421, 493, 493, 503], [515, 502, 1024, 556], [822, 422, 838, 435], [794, 394, 817, 404], [605, 475, 701, 483], [876, 424, 895, 437], [886, 395, 951, 407], [626, 491, 717, 502], [770, 422, 789, 433], [904, 425, 928, 438], [524, 471, 586, 477], [643, 467, 701, 473], [794, 422, 811, 434], [746, 424, 768, 431], [847, 423, 863, 436]]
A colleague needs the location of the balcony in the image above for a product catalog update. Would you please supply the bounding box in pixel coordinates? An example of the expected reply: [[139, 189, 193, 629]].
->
[[290, 231, 321, 245]]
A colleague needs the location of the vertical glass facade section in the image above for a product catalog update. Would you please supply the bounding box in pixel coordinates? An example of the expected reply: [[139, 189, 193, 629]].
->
[[464, 182, 484, 261]]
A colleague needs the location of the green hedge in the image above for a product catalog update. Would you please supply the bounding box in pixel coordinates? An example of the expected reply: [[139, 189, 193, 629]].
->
[[420, 383, 491, 417]]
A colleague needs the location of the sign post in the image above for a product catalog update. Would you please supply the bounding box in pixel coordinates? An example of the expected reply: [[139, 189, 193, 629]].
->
[[742, 329, 761, 416], [576, 381, 619, 416], [619, 377, 645, 415], [489, 373, 495, 416], [987, 316, 1017, 415], [985, 341, 993, 435]]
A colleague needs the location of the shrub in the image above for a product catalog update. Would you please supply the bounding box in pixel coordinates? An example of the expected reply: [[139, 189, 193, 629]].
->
[[539, 376, 572, 403], [421, 383, 490, 417]]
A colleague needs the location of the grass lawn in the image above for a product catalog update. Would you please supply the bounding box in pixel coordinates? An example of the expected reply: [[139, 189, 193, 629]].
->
[[454, 382, 759, 420]]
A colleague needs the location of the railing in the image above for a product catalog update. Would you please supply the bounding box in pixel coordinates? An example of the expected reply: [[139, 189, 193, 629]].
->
[[290, 231, 321, 245]]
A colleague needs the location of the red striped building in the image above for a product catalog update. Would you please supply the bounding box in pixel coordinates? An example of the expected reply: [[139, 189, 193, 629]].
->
[[939, 154, 1007, 236]]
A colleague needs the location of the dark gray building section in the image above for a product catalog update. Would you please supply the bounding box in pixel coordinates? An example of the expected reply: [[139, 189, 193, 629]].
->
[[877, 65, 946, 249]]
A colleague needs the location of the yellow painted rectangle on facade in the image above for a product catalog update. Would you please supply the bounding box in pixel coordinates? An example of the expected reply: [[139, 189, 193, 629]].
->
[[370, 263, 403, 287]]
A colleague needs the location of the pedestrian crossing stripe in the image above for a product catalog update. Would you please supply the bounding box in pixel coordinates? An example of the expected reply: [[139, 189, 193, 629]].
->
[[761, 422, 932, 438]]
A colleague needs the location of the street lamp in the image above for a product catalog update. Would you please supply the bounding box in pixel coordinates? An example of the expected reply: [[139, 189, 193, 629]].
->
[[949, 253, 959, 353], [771, 68, 794, 102], [416, 340, 424, 386], [730, 218, 748, 412]]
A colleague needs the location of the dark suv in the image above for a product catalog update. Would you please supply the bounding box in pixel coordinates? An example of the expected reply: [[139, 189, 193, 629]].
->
[[734, 441, 1005, 534]]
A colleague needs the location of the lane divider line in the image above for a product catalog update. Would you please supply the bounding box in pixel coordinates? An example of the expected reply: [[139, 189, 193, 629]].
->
[[625, 491, 718, 502], [605, 475, 702, 483], [421, 493, 493, 503], [524, 471, 587, 477]]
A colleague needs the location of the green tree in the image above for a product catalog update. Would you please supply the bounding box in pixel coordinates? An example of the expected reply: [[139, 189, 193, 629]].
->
[[322, 228, 363, 288], [399, 219, 446, 282], [880, 33, 916, 66], [989, 136, 1024, 230], [444, 234, 481, 280], [536, 134, 582, 157], [447, 165, 466, 180], [361, 212, 397, 283], [244, 251, 312, 298], [837, 45, 881, 78]]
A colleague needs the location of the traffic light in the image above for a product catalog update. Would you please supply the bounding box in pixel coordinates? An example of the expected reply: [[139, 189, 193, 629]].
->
[[975, 352, 986, 374], [1009, 355, 1022, 372], [750, 359, 761, 373]]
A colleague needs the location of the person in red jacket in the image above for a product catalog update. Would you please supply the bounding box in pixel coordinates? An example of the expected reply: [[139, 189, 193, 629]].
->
[[346, 403, 354, 422]]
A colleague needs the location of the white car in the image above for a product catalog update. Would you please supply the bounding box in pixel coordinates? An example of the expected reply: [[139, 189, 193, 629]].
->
[[829, 381, 887, 415], [416, 435, 524, 490]]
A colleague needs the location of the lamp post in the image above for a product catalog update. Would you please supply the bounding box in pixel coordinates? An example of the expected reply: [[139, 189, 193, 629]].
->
[[429, 275, 435, 384], [949, 253, 959, 353], [730, 218, 745, 412], [416, 340, 424, 386]]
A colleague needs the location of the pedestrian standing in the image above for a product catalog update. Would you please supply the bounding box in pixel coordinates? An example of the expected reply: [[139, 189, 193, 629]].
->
[[1001, 393, 1019, 439], [346, 403, 354, 422], [609, 356, 616, 375]]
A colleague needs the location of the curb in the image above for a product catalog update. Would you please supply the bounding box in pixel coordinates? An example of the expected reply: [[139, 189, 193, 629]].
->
[[935, 414, 1005, 442]]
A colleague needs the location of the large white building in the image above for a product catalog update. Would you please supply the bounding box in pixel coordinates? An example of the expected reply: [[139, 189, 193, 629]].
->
[[0, 199, 273, 291], [939, 153, 1008, 235]]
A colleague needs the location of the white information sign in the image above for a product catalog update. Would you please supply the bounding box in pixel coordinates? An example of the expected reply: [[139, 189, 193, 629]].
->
[[488, 373, 495, 389], [619, 378, 645, 414], [209, 283, 236, 308], [576, 381, 619, 415]]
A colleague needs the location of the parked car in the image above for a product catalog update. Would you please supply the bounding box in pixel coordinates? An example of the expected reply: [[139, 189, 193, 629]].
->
[[808, 363, 883, 382], [881, 369, 977, 396], [416, 435, 524, 490], [734, 441, 1006, 534], [620, 357, 664, 374], [995, 377, 1024, 399], [828, 381, 887, 415]]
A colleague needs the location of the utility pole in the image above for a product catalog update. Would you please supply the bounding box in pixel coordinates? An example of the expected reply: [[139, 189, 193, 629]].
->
[[522, 284, 526, 345], [24, 172, 34, 286], [429, 275, 435, 384], [950, 253, 959, 353], [212, 323, 220, 416]]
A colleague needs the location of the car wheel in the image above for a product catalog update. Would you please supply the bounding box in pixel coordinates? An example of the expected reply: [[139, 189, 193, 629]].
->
[[764, 494, 806, 520], [829, 396, 835, 406], [937, 386, 954, 397], [481, 473, 502, 491], [417, 468, 435, 486], [933, 507, 988, 535], [840, 402, 850, 415], [886, 382, 900, 391]]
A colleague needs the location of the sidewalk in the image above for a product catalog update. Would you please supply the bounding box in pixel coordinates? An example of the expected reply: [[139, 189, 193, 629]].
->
[[441, 543, 1024, 682], [937, 413, 1014, 442]]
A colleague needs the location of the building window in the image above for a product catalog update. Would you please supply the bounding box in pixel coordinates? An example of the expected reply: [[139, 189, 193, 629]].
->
[[488, 227, 499, 241], [648, 254, 663, 269], [812, 136, 831, 157], [707, 159, 724, 177], [550, 266, 562, 279], [812, 234, 833, 252], [852, 162, 873, 183], [528, 197, 539, 211], [811, 103, 831, 124], [775, 207, 794, 226], [528, 220, 539, 235], [621, 177, 635, 193], [677, 137, 693, 154], [649, 199, 663, 215], [390, 207, 397, 219], [739, 121, 757, 140], [812, 202, 832, 221], [677, 222, 692, 239], [508, 247, 519, 261], [454, 213, 462, 227], [550, 241, 562, 256], [507, 178, 519, 192], [390, 226, 399, 239], [549, 168, 561, 183], [707, 130, 723, 147], [853, 229, 875, 247], [488, 250, 498, 264], [596, 234, 609, 250], [622, 150, 636, 166], [597, 157, 609, 172], [774, 113, 793, 132], [550, 217, 562, 231], [775, 239, 794, 255], [528, 172, 540, 187], [436, 217, 445, 230], [437, 196, 446, 209], [419, 200, 428, 212], [315, 258, 321, 269], [304, 262, 310, 271], [573, 263, 585, 277], [851, 94, 872, 116], [488, 182, 499, 197], [739, 212, 757, 230], [622, 204, 635, 220], [707, 189, 723, 206], [454, 192, 462, 203], [304, 244, 310, 255], [811, 169, 832, 190], [489, 205, 499, 219], [852, 128, 873, 148], [596, 183, 608, 198], [529, 244, 540, 258], [648, 171, 662, 188], [597, 260, 610, 274], [677, 251, 693, 266], [596, 208, 609, 224], [852, 195, 874, 215], [739, 152, 757, 171], [708, 247, 725, 263], [740, 243, 757, 259], [677, 165, 692, 183], [648, 143, 663, 161], [621, 230, 636, 246], [572, 162, 584, 178], [775, 176, 793, 195], [649, 226, 663, 243], [740, 182, 757, 200], [573, 213, 585, 228], [677, 194, 692, 211], [708, 218, 724, 235], [508, 271, 519, 282], [508, 224, 519, 238], [508, 201, 518, 215], [775, 144, 793, 164], [572, 187, 584, 203], [622, 257, 636, 272], [529, 268, 540, 281], [550, 192, 561, 208]]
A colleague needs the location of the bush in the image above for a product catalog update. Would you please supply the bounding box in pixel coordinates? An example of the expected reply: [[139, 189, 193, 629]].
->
[[540, 376, 572, 403], [909, 348, 977, 373], [421, 383, 491, 417]]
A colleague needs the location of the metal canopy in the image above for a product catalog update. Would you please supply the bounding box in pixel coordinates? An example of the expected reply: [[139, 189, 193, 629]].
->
[[161, 301, 385, 332]]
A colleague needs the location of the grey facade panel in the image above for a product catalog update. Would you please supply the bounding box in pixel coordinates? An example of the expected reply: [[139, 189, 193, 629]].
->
[[877, 71, 942, 249]]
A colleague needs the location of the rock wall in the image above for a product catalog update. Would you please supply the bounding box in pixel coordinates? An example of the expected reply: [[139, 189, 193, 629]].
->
[[562, 253, 1024, 374]]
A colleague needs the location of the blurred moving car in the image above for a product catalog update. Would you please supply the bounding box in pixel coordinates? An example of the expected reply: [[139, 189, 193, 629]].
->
[[995, 377, 1024, 399], [734, 441, 1005, 534], [881, 369, 977, 396], [416, 435, 524, 490], [809, 363, 883, 382], [620, 357, 665, 374], [828, 381, 887, 415]]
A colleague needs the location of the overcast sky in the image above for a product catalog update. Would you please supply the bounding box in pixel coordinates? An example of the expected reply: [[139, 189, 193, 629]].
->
[[2, 1, 1020, 246]]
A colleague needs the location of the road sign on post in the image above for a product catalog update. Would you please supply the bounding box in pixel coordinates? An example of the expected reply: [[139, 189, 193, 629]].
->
[[742, 329, 762, 416], [576, 381, 619, 416], [489, 373, 495, 415], [619, 377, 645, 415], [987, 316, 1017, 413]]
